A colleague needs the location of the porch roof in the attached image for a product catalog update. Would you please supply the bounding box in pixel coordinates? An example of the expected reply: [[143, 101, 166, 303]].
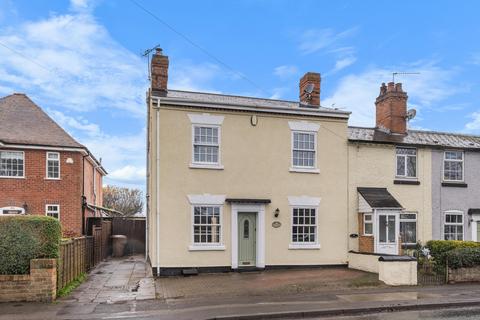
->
[[357, 187, 402, 209], [225, 198, 271, 204]]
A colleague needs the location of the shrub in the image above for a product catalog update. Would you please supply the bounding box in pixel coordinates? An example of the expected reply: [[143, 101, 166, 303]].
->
[[446, 247, 480, 269], [426, 240, 480, 269], [0, 215, 61, 274]]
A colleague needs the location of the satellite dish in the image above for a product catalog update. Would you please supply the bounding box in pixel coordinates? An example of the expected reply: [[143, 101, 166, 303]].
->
[[406, 108, 416, 121], [304, 83, 315, 94]]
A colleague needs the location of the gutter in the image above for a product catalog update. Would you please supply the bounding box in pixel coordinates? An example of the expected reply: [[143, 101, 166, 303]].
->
[[155, 96, 351, 119]]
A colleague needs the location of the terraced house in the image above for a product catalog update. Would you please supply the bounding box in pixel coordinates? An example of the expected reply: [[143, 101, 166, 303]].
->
[[0, 94, 107, 236], [146, 49, 351, 276], [348, 82, 480, 254], [147, 49, 480, 275]]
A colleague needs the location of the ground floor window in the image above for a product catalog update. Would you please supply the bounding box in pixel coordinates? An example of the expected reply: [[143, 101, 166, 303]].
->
[[192, 206, 221, 245], [292, 207, 317, 245], [363, 213, 373, 235], [444, 211, 463, 240], [400, 213, 417, 245], [46, 204, 60, 219]]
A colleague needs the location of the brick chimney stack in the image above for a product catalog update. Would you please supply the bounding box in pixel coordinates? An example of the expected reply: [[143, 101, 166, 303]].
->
[[151, 48, 169, 95], [299, 72, 321, 107], [375, 82, 408, 135]]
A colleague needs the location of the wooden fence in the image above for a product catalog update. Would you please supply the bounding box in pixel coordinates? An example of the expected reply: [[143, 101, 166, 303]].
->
[[58, 220, 112, 291]]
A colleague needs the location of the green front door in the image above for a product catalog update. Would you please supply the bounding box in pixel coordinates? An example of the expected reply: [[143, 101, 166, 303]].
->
[[238, 212, 256, 267]]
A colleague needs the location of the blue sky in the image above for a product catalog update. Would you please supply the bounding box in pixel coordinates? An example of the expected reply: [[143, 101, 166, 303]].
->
[[1, 0, 480, 191]]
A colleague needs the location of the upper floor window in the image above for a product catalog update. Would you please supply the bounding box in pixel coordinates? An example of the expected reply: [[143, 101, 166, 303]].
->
[[444, 151, 463, 182], [288, 121, 320, 173], [444, 211, 463, 240], [46, 152, 60, 179], [396, 147, 416, 178], [188, 113, 224, 169], [292, 132, 316, 168], [193, 126, 220, 165], [0, 151, 24, 178], [46, 204, 60, 219]]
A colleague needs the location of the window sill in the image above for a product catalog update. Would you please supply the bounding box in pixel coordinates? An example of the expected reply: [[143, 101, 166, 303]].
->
[[288, 244, 321, 250], [394, 179, 420, 185], [0, 176, 25, 179], [289, 167, 320, 174], [45, 178, 61, 181], [188, 245, 225, 251], [442, 182, 468, 188], [189, 163, 224, 170]]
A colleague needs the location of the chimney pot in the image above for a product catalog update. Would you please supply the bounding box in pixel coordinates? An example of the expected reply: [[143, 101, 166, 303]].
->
[[299, 72, 321, 107]]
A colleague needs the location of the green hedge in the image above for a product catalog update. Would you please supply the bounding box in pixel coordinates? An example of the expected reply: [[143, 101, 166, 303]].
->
[[426, 240, 480, 268], [0, 216, 61, 275], [446, 247, 480, 269]]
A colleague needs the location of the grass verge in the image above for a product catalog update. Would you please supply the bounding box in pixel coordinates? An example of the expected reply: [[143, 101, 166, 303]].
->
[[57, 273, 87, 298]]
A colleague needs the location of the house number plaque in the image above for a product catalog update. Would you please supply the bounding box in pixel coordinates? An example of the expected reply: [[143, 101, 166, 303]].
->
[[272, 221, 281, 228]]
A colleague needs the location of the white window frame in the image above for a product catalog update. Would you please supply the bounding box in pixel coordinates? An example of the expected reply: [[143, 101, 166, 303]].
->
[[188, 113, 224, 170], [288, 121, 320, 174], [46, 152, 61, 180], [395, 147, 417, 179], [399, 212, 417, 245], [190, 205, 224, 250], [363, 213, 373, 236], [444, 210, 464, 241], [289, 206, 320, 249], [0, 150, 25, 178], [443, 150, 464, 182], [45, 204, 60, 220]]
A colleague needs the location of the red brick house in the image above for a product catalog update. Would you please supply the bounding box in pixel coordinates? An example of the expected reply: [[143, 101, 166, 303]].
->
[[0, 93, 107, 237]]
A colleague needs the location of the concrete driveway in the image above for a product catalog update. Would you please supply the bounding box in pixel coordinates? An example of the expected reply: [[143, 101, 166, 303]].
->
[[156, 267, 384, 300], [62, 255, 155, 304]]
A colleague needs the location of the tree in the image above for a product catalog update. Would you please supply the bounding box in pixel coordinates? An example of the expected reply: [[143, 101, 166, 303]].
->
[[103, 186, 143, 217]]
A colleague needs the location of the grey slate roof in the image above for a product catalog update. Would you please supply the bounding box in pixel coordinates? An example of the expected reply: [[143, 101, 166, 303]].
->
[[357, 187, 403, 209], [0, 93, 84, 148], [164, 90, 350, 117], [348, 126, 480, 150]]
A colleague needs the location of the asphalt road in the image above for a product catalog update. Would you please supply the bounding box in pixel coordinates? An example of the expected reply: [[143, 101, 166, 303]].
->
[[303, 306, 480, 320]]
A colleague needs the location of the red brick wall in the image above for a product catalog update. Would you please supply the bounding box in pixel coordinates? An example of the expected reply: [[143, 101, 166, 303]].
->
[[358, 213, 374, 253], [0, 259, 57, 302], [0, 149, 83, 236]]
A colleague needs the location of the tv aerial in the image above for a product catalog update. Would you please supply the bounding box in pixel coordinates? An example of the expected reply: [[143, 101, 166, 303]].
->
[[392, 72, 420, 83]]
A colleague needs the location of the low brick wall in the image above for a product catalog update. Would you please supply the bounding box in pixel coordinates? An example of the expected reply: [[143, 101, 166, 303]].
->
[[0, 259, 57, 302], [448, 266, 480, 283]]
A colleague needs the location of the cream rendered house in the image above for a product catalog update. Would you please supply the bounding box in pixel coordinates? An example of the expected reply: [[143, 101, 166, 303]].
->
[[146, 49, 351, 276], [348, 83, 433, 255]]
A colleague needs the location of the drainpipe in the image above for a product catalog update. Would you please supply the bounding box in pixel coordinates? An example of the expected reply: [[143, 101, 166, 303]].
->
[[145, 91, 150, 264], [151, 95, 161, 277], [82, 154, 88, 235]]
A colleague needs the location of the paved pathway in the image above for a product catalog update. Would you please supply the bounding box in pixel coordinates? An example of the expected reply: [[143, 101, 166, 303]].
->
[[63, 255, 155, 304]]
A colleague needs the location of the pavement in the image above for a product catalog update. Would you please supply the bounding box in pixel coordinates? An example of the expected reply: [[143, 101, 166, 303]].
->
[[3, 258, 480, 319]]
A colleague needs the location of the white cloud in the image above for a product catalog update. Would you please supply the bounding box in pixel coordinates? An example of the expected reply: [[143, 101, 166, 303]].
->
[[298, 27, 357, 55], [331, 56, 357, 73], [0, 9, 147, 116], [269, 87, 288, 100], [323, 62, 459, 127], [48, 109, 101, 137], [465, 112, 480, 131], [108, 165, 146, 185], [273, 65, 298, 79], [169, 61, 222, 93]]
